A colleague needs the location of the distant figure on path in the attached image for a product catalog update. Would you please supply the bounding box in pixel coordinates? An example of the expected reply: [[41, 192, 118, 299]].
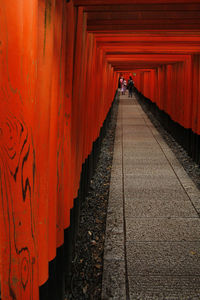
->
[[119, 76, 125, 95], [128, 76, 134, 98], [123, 79, 127, 94]]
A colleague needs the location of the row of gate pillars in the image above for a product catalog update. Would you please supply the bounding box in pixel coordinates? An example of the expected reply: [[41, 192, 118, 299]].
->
[[135, 88, 200, 166], [39, 92, 119, 300]]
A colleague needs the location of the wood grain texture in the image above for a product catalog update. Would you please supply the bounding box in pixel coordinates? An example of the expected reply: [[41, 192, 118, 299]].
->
[[0, 88, 38, 300], [0, 1, 38, 298]]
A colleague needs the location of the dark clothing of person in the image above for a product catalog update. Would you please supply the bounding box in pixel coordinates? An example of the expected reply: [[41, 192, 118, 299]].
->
[[118, 77, 121, 88], [128, 79, 134, 98]]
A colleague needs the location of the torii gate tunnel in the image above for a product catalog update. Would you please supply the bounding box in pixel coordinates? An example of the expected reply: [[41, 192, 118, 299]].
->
[[0, 0, 200, 299]]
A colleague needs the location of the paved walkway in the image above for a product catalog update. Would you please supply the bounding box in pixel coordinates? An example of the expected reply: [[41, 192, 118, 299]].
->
[[102, 94, 200, 300]]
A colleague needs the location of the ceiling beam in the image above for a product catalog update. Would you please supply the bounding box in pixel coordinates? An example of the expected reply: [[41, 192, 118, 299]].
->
[[73, 0, 200, 6], [83, 4, 200, 12]]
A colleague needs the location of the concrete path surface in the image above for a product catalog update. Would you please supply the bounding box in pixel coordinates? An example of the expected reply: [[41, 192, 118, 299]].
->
[[102, 94, 200, 300]]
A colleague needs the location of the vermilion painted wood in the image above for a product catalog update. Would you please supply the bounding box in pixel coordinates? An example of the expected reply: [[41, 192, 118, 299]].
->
[[133, 57, 195, 130], [1, 0, 200, 298], [84, 3, 200, 12], [95, 33, 200, 42], [36, 0, 56, 287], [79, 32, 88, 165], [197, 56, 200, 135], [184, 56, 193, 129], [77, 13, 88, 171], [166, 65, 172, 116], [47, 0, 57, 263], [63, 0, 75, 225], [71, 7, 84, 199], [54, 0, 65, 249], [74, 0, 200, 6], [87, 11, 200, 21], [84, 34, 95, 159], [0, 1, 39, 298], [197, 56, 200, 136]]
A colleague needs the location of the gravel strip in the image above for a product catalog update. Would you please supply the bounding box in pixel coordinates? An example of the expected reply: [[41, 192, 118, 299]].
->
[[65, 98, 119, 300]]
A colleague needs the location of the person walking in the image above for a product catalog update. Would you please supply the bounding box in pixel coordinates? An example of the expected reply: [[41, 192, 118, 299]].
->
[[128, 76, 134, 98], [119, 76, 125, 95], [123, 79, 127, 94]]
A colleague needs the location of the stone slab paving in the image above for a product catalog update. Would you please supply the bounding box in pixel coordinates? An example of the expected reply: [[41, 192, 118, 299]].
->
[[102, 94, 200, 300]]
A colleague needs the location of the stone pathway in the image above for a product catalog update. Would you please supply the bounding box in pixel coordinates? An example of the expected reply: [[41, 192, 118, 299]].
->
[[102, 94, 200, 300]]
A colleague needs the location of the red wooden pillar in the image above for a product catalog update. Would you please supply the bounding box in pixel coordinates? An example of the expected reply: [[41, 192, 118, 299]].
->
[[36, 0, 58, 287], [82, 33, 94, 163], [170, 64, 175, 121], [58, 1, 70, 236], [48, 0, 65, 251], [0, 1, 39, 298], [184, 56, 192, 130], [63, 0, 75, 226], [71, 7, 85, 199], [166, 64, 172, 117], [77, 13, 88, 170], [175, 63, 180, 125], [84, 33, 95, 160], [45, 0, 57, 263], [154, 68, 159, 105], [179, 62, 185, 127], [157, 66, 163, 110], [149, 70, 155, 101], [141, 72, 144, 95]]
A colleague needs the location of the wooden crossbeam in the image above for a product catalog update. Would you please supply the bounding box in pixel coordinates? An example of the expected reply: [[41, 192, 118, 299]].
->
[[73, 0, 200, 6]]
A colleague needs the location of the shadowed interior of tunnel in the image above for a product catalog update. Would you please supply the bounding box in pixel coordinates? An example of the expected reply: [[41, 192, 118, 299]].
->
[[1, 1, 200, 300], [84, 1, 200, 165]]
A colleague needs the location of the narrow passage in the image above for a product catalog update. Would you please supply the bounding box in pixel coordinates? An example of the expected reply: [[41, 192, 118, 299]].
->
[[102, 93, 200, 299]]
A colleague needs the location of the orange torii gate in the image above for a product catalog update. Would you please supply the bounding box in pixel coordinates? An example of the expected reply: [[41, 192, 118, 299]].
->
[[0, 1, 117, 298], [0, 0, 200, 299]]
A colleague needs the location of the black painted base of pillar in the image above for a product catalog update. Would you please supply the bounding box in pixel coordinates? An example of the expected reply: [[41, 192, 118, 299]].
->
[[39, 246, 65, 300]]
